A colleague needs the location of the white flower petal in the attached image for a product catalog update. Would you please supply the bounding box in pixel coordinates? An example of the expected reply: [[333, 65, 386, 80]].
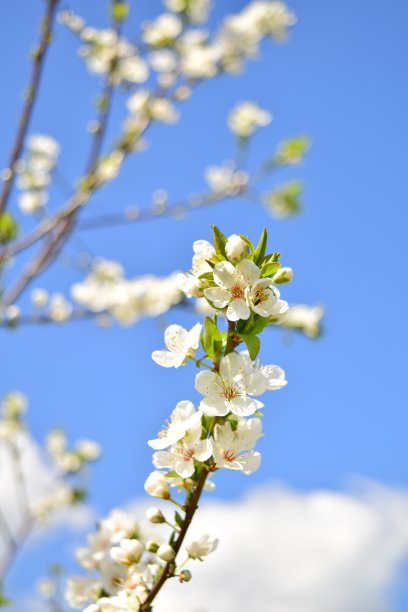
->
[[195, 439, 212, 461], [204, 287, 230, 308], [213, 261, 236, 290], [175, 458, 195, 478], [199, 397, 229, 417], [195, 370, 218, 396], [164, 324, 188, 353], [227, 298, 250, 321], [230, 396, 263, 417], [152, 350, 184, 368], [236, 259, 260, 284]]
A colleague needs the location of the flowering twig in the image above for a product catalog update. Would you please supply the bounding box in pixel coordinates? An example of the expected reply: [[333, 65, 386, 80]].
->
[[0, 0, 59, 214]]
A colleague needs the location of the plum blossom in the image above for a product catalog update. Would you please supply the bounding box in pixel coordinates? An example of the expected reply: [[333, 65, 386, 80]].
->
[[211, 418, 262, 474], [240, 350, 287, 391], [148, 400, 201, 450], [153, 420, 212, 478], [228, 101, 272, 138], [195, 351, 265, 417], [186, 534, 218, 559], [177, 239, 215, 298], [281, 303, 324, 337], [152, 322, 202, 368], [204, 258, 288, 320]]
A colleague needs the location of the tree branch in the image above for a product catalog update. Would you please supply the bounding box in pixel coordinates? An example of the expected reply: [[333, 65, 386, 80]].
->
[[0, 0, 59, 214]]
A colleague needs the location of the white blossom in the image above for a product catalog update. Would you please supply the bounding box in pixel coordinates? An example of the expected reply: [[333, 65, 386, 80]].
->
[[195, 351, 265, 417], [165, 0, 211, 24], [186, 534, 218, 559], [177, 239, 215, 298], [228, 101, 271, 138], [204, 259, 288, 321], [65, 576, 101, 609], [225, 234, 248, 263], [144, 471, 170, 499], [153, 420, 212, 478], [152, 323, 202, 368], [110, 539, 144, 565], [142, 14, 182, 47], [211, 418, 262, 473], [148, 400, 201, 450], [281, 303, 324, 337], [240, 350, 287, 391], [156, 544, 176, 562], [205, 163, 248, 195]]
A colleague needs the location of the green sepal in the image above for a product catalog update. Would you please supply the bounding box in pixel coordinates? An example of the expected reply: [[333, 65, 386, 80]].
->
[[253, 228, 267, 265], [210, 225, 227, 258], [174, 511, 184, 528], [261, 262, 281, 277]]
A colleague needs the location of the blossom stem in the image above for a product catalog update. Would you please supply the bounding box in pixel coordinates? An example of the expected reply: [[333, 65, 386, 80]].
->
[[141, 467, 209, 611], [225, 319, 238, 355], [0, 0, 59, 214]]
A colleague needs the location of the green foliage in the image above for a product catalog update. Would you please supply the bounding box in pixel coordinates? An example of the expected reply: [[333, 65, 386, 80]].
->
[[275, 135, 310, 165], [253, 228, 267, 264], [240, 333, 260, 360], [0, 212, 18, 245], [210, 225, 227, 259], [201, 317, 223, 359], [111, 2, 130, 22]]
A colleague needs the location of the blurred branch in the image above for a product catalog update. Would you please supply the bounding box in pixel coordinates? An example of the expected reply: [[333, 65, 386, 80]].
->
[[0, 5, 123, 308], [0, 0, 59, 214]]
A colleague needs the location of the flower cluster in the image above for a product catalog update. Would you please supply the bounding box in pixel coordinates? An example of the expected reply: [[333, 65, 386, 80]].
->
[[67, 228, 290, 610], [71, 258, 183, 325], [59, 11, 149, 85], [15, 134, 59, 214]]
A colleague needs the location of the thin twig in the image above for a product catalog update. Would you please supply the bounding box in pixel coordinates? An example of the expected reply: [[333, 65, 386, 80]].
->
[[0, 0, 59, 214], [0, 7, 123, 308]]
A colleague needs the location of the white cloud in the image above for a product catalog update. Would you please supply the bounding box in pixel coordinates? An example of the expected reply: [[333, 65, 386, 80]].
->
[[148, 482, 408, 612], [0, 434, 94, 573]]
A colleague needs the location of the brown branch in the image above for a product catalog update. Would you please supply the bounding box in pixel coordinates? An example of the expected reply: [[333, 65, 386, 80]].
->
[[0, 0, 59, 214], [1, 10, 123, 308], [141, 467, 209, 611]]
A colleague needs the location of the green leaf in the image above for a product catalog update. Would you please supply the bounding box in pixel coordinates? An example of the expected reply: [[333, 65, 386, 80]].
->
[[253, 228, 267, 265], [0, 583, 9, 608], [261, 262, 281, 277], [210, 225, 227, 258], [240, 334, 261, 360], [201, 317, 223, 358], [0, 212, 18, 245], [111, 2, 130, 21], [174, 511, 184, 528], [198, 271, 214, 281]]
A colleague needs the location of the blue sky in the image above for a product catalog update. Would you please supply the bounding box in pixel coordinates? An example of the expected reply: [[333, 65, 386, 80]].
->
[[1, 0, 407, 608]]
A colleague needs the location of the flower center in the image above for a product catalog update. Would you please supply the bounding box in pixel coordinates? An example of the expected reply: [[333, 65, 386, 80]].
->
[[222, 449, 238, 462], [230, 283, 245, 300], [252, 287, 269, 306], [181, 446, 196, 461]]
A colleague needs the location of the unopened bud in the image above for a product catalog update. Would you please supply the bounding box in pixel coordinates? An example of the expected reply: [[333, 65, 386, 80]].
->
[[157, 544, 176, 562], [146, 507, 165, 524], [146, 540, 159, 553], [272, 267, 293, 284], [225, 234, 247, 263], [179, 569, 192, 583], [144, 471, 170, 499]]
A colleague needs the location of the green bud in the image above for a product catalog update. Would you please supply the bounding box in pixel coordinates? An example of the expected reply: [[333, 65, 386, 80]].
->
[[272, 267, 293, 284]]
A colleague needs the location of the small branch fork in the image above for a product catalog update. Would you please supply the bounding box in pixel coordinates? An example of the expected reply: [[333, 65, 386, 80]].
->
[[0, 0, 60, 215], [0, 5, 123, 309]]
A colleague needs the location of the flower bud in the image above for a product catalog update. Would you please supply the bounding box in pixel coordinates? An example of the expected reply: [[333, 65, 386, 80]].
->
[[146, 507, 165, 524], [157, 544, 176, 562], [272, 266, 293, 284], [179, 569, 192, 583], [146, 540, 159, 553], [225, 234, 247, 263], [144, 471, 170, 499]]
